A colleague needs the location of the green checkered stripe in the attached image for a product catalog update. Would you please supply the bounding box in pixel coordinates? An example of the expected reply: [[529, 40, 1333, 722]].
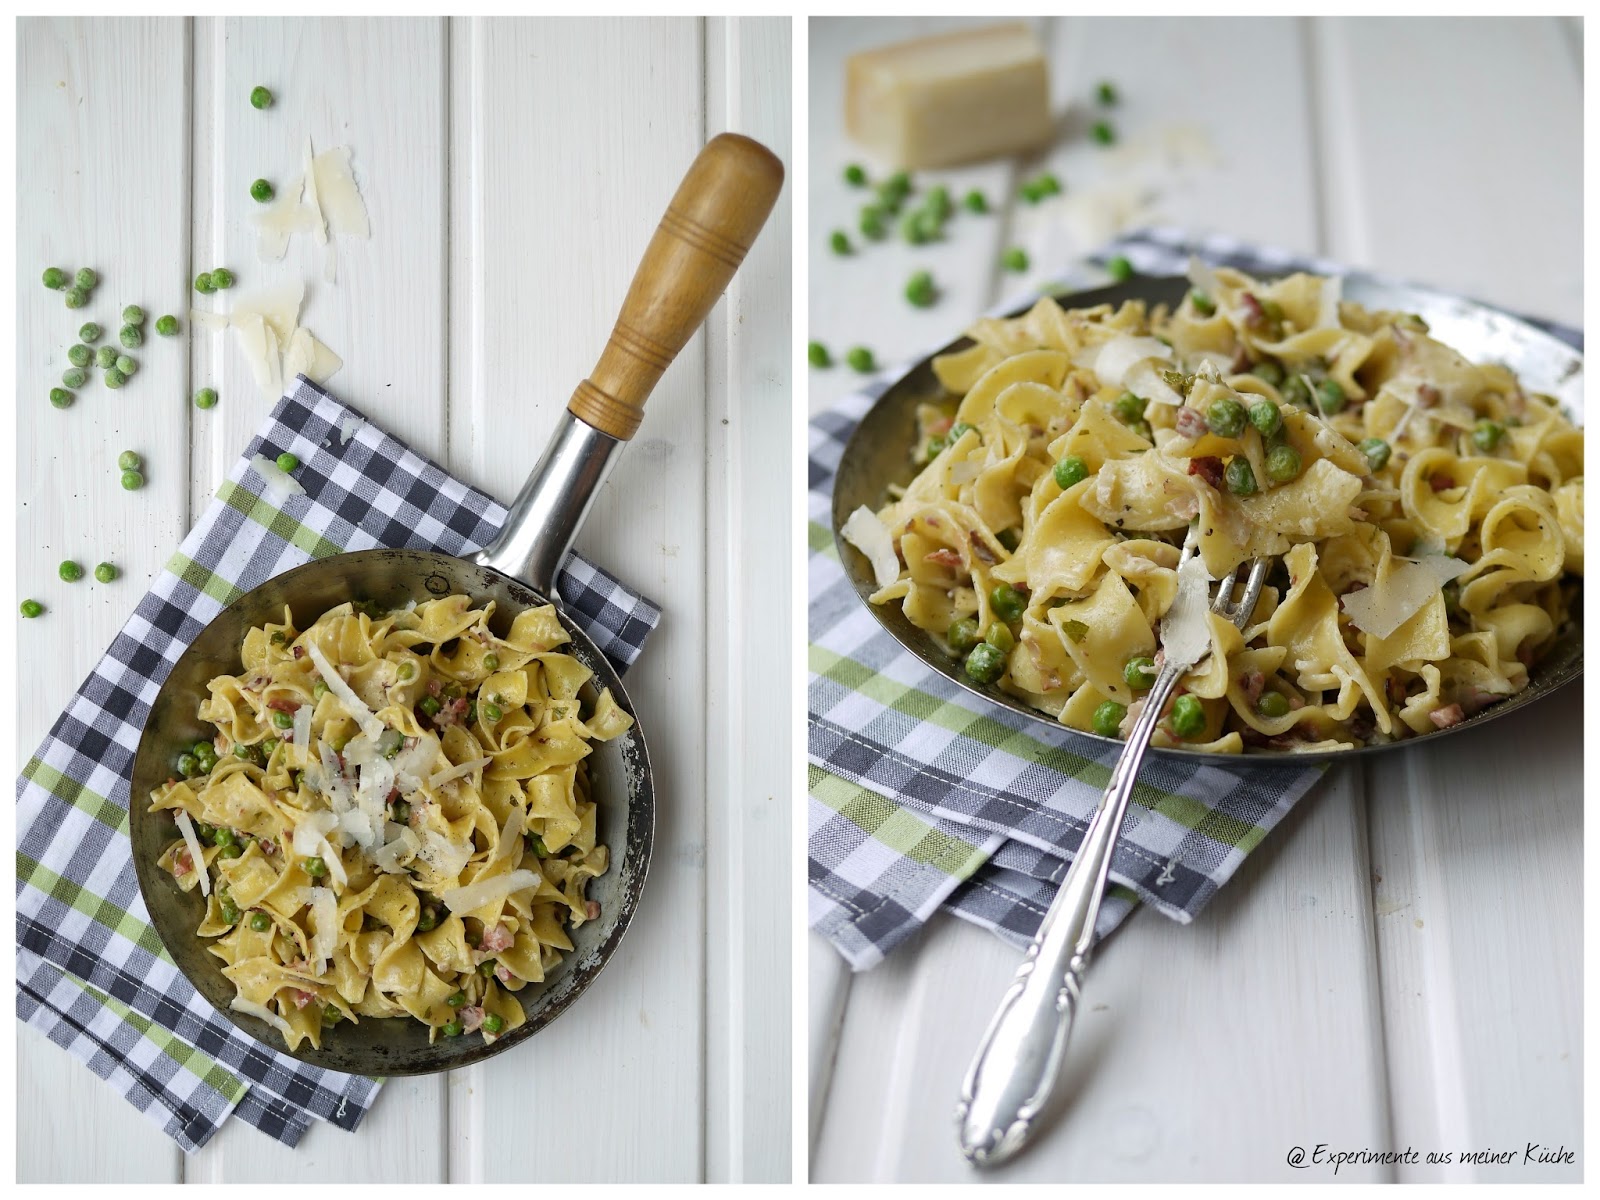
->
[[807, 234, 1355, 970], [15, 377, 660, 1151]]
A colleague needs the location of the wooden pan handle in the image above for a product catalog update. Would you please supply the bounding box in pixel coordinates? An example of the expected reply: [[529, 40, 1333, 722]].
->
[[568, 132, 785, 440]]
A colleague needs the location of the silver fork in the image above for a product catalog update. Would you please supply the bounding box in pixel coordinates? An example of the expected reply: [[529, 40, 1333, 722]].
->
[[955, 547, 1271, 1167]]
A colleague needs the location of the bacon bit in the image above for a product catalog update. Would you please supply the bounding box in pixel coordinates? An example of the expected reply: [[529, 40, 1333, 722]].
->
[[1428, 703, 1465, 730], [1188, 455, 1225, 489], [928, 415, 953, 437], [427, 679, 443, 697], [291, 989, 316, 1010], [585, 900, 601, 921], [266, 697, 300, 714], [292, 645, 306, 660], [1428, 472, 1454, 492], [1240, 291, 1266, 328], [460, 1005, 486, 1033], [1287, 696, 1305, 710], [924, 548, 963, 569], [479, 922, 514, 954], [1230, 346, 1252, 374], [258, 839, 277, 856], [1240, 669, 1266, 705], [1386, 676, 1407, 706], [1347, 507, 1367, 521], [1175, 406, 1208, 439], [1515, 642, 1536, 668], [1416, 383, 1441, 408], [495, 964, 514, 984], [173, 849, 193, 877], [969, 534, 999, 564]]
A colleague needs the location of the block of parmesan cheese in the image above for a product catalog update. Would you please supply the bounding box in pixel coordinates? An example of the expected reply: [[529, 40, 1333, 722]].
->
[[845, 23, 1053, 169]]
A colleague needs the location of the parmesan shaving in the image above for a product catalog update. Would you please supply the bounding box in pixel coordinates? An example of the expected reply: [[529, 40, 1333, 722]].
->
[[250, 454, 306, 500], [307, 887, 337, 974], [253, 173, 315, 260], [174, 810, 210, 897], [312, 145, 371, 239], [303, 135, 327, 247], [440, 869, 541, 917], [841, 506, 902, 588], [292, 703, 312, 761], [428, 756, 493, 790], [232, 996, 295, 1038], [305, 641, 385, 741], [230, 281, 305, 345], [1160, 554, 1213, 669], [292, 810, 340, 857], [1341, 556, 1470, 639], [189, 309, 228, 333], [417, 829, 474, 881], [340, 415, 364, 444], [1088, 335, 1171, 391]]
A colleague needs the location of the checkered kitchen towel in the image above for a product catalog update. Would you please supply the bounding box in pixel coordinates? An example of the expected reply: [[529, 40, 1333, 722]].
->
[[809, 228, 1583, 970], [16, 376, 661, 1151]]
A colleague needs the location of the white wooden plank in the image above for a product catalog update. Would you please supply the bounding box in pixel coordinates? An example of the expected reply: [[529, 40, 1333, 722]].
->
[[806, 935, 852, 1153], [1311, 17, 1582, 324], [702, 14, 794, 1185], [15, 16, 192, 1184], [814, 769, 1390, 1181], [446, 17, 709, 1182]]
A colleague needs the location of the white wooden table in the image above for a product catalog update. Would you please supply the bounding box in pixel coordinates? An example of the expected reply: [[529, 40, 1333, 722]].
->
[[807, 16, 1583, 1183], [18, 16, 791, 1183]]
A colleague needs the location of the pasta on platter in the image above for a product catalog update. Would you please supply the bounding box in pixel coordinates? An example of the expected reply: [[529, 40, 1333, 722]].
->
[[150, 595, 631, 1050], [845, 263, 1582, 752]]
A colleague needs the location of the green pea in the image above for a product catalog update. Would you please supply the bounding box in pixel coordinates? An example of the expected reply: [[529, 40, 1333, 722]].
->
[[270, 708, 293, 730], [49, 388, 74, 409], [391, 799, 412, 823], [376, 728, 403, 758], [905, 270, 935, 307], [120, 469, 144, 490], [1096, 80, 1118, 105], [964, 642, 1006, 685], [1053, 455, 1088, 490], [443, 1020, 464, 1037], [483, 1014, 505, 1034], [323, 1005, 342, 1027], [844, 163, 866, 186], [482, 702, 503, 723], [261, 736, 279, 757], [58, 560, 83, 582], [155, 314, 179, 336], [62, 366, 87, 389], [93, 562, 118, 583], [116, 355, 136, 376], [1354, 437, 1389, 474], [1189, 289, 1216, 317], [1206, 397, 1247, 438], [302, 856, 327, 878], [846, 346, 875, 373], [1019, 180, 1044, 204], [1091, 120, 1116, 146], [1472, 419, 1505, 453], [1247, 400, 1282, 439], [210, 268, 235, 289], [829, 229, 851, 255], [122, 305, 145, 325], [117, 450, 142, 471], [1114, 391, 1146, 425], [859, 206, 887, 240], [989, 583, 1025, 623], [20, 600, 43, 618], [250, 911, 272, 932], [1316, 378, 1346, 415], [923, 435, 948, 459], [419, 694, 442, 718], [807, 340, 834, 370], [900, 210, 935, 244], [1170, 694, 1206, 739], [276, 451, 299, 472], [1092, 700, 1127, 737], [1256, 691, 1291, 719], [250, 178, 275, 203], [1225, 457, 1258, 496], [925, 184, 953, 218], [1251, 359, 1284, 386], [1105, 254, 1133, 281], [177, 753, 199, 777], [1001, 246, 1029, 273], [64, 287, 88, 309], [195, 272, 217, 294], [42, 267, 67, 289], [74, 268, 98, 290], [963, 189, 988, 213], [479, 959, 498, 977], [947, 617, 980, 654], [885, 170, 911, 198], [530, 836, 549, 857], [79, 323, 102, 344], [119, 324, 142, 349], [1266, 444, 1302, 484], [67, 344, 91, 367], [949, 421, 977, 443], [194, 387, 218, 409], [985, 622, 1014, 653], [1280, 374, 1312, 408], [1123, 655, 1157, 690], [417, 907, 438, 932], [220, 900, 241, 925], [250, 85, 274, 109], [96, 345, 117, 368]]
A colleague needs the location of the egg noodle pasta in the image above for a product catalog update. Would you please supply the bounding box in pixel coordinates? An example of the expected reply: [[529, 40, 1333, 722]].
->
[[846, 263, 1582, 753], [150, 595, 632, 1051]]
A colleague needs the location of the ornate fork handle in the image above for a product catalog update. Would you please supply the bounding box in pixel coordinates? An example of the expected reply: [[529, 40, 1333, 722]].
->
[[955, 660, 1185, 1167]]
